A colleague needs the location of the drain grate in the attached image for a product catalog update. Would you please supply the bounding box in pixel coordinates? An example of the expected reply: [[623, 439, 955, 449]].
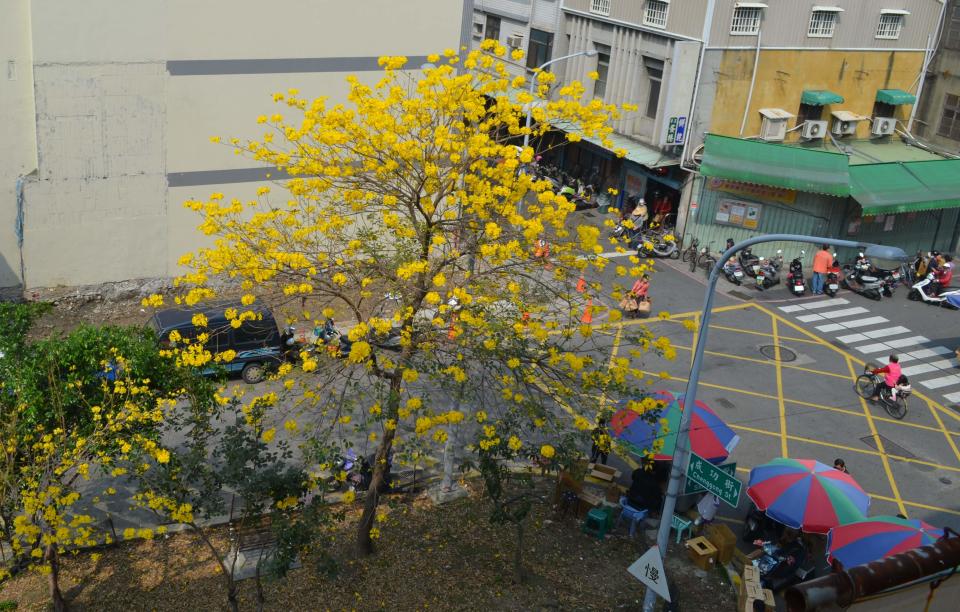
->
[[941, 477, 953, 486], [716, 398, 737, 410], [859, 434, 915, 459], [759, 344, 797, 362]]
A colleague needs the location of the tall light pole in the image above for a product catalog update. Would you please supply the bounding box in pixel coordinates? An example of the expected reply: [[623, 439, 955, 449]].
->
[[522, 50, 598, 150], [641, 235, 906, 612]]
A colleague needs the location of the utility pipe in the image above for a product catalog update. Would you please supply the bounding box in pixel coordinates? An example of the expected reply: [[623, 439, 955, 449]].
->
[[739, 29, 762, 137]]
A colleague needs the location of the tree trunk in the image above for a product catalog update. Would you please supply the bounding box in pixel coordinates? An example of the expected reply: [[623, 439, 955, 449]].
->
[[45, 544, 67, 612], [356, 424, 397, 556], [513, 522, 525, 584]]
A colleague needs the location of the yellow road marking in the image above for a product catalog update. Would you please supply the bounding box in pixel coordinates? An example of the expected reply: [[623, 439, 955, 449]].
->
[[752, 302, 960, 429], [690, 313, 699, 368], [730, 423, 960, 474], [657, 318, 821, 345], [869, 494, 960, 518], [845, 356, 907, 517], [927, 397, 960, 466], [668, 343, 851, 380], [772, 318, 789, 458]]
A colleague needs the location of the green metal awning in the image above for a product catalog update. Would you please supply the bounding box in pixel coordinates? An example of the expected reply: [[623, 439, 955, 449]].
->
[[876, 89, 917, 105], [801, 89, 845, 105], [850, 160, 960, 214], [700, 134, 850, 196]]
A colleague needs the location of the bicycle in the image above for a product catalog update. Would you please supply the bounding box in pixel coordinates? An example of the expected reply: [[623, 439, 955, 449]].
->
[[681, 236, 700, 267], [692, 242, 718, 278], [854, 364, 909, 419]]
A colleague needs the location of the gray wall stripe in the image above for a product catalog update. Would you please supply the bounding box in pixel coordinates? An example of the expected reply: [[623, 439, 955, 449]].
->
[[167, 167, 290, 187], [167, 55, 431, 76]]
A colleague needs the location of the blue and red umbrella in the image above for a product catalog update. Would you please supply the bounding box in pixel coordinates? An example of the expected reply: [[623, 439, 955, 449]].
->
[[610, 390, 740, 464], [827, 516, 944, 569], [747, 458, 870, 534]]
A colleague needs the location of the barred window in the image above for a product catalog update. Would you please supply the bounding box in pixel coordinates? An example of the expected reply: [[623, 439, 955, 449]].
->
[[808, 10, 837, 38], [938, 93, 960, 141], [876, 13, 903, 39], [591, 0, 611, 16], [643, 1, 669, 29], [731, 7, 762, 35]]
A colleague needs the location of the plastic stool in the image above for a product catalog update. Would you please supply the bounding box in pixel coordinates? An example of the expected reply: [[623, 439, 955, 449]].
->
[[616, 497, 649, 537], [581, 507, 614, 540], [671, 513, 693, 543]]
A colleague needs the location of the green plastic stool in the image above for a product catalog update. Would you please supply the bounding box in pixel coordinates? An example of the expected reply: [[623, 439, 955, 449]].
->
[[581, 506, 614, 540]]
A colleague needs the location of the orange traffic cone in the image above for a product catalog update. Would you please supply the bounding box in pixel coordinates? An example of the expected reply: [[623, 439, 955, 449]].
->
[[580, 299, 593, 324], [576, 275, 587, 293]]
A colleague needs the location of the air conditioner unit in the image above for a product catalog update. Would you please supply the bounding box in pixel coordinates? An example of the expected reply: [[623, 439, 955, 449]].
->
[[831, 111, 864, 136], [758, 108, 793, 142], [872, 116, 897, 136], [760, 117, 787, 141], [506, 34, 524, 49], [801, 120, 828, 140]]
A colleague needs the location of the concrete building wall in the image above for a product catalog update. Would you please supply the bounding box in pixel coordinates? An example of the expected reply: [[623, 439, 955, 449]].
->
[[703, 49, 926, 141], [914, 0, 960, 152], [6, 0, 463, 289], [562, 0, 709, 41], [0, 0, 38, 289]]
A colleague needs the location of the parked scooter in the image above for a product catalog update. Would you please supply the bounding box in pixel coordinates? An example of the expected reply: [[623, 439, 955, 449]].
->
[[785, 251, 807, 296], [825, 260, 842, 298], [754, 257, 781, 290], [842, 264, 891, 301], [723, 258, 745, 285], [908, 272, 960, 307]]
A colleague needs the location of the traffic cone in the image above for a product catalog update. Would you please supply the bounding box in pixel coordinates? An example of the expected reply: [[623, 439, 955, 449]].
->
[[576, 275, 587, 293], [580, 299, 593, 324]]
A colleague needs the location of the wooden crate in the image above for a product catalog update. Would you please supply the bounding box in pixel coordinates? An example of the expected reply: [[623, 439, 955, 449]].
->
[[705, 523, 738, 565], [685, 536, 718, 571]]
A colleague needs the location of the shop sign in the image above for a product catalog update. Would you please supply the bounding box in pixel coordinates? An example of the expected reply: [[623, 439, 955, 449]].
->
[[716, 198, 763, 230], [707, 177, 796, 205], [665, 116, 687, 145]]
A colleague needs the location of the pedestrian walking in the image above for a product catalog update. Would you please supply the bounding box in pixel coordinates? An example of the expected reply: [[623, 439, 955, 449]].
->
[[812, 244, 832, 295], [833, 458, 849, 474], [590, 418, 611, 465]]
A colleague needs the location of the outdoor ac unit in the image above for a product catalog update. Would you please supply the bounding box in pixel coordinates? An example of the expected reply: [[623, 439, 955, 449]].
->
[[760, 117, 788, 141], [831, 120, 858, 136], [801, 120, 828, 140], [506, 34, 524, 49], [872, 116, 897, 136]]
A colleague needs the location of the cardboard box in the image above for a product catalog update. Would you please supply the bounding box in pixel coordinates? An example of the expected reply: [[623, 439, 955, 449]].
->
[[740, 588, 775, 612], [742, 565, 760, 584], [586, 462, 620, 483], [686, 536, 718, 571], [605, 483, 623, 504], [732, 547, 763, 572], [705, 523, 737, 565]]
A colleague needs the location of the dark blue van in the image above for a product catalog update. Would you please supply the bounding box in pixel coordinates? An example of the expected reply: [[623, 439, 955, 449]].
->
[[148, 301, 284, 384]]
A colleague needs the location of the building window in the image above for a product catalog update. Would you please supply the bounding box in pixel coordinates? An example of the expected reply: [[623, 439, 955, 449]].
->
[[643, 1, 669, 29], [807, 10, 838, 38], [485, 15, 501, 42], [594, 47, 610, 99], [527, 29, 554, 70], [795, 103, 823, 126], [590, 0, 611, 16], [644, 57, 664, 119], [876, 12, 904, 40], [938, 93, 960, 141], [731, 6, 763, 35], [945, 3, 960, 50]]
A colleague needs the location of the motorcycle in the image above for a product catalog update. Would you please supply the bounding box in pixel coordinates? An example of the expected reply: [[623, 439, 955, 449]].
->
[[754, 258, 780, 290], [739, 246, 760, 272], [842, 266, 891, 301], [825, 261, 841, 297], [785, 251, 807, 296], [908, 272, 960, 308], [723, 258, 745, 285], [637, 231, 678, 258]]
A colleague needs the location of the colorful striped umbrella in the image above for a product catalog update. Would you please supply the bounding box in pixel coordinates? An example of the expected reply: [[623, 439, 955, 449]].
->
[[610, 390, 740, 464], [747, 458, 870, 534], [827, 516, 944, 569]]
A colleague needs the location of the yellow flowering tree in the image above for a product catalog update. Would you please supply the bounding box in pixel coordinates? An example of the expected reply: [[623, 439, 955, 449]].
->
[[164, 42, 672, 556], [0, 320, 209, 611]]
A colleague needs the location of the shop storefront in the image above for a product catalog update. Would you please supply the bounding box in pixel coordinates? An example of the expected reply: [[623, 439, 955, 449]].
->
[[683, 135, 960, 266]]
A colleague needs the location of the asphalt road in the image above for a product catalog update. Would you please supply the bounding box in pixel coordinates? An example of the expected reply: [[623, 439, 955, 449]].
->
[[568, 210, 960, 541]]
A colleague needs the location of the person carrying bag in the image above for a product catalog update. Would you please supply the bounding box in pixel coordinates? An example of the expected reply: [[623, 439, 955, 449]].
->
[[620, 275, 651, 317]]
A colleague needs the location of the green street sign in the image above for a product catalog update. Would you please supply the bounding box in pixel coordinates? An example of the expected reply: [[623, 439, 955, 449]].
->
[[685, 453, 742, 508], [683, 461, 736, 496]]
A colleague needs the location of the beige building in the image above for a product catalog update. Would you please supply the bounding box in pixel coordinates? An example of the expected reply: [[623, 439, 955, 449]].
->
[[914, 0, 960, 152], [1, 0, 467, 290]]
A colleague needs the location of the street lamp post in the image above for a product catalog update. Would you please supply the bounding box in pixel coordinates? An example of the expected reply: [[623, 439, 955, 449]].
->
[[522, 50, 598, 150], [641, 235, 906, 612]]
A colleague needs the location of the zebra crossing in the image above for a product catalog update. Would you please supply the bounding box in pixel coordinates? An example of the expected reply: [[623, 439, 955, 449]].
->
[[778, 298, 960, 404]]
